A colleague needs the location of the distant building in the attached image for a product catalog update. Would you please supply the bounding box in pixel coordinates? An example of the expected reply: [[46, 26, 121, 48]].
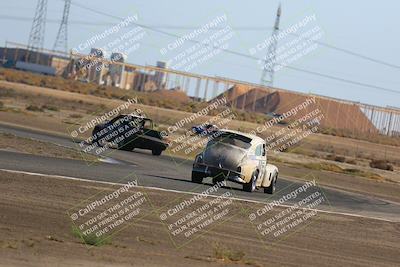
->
[[109, 52, 126, 87], [1, 43, 169, 93], [154, 61, 167, 89], [0, 46, 70, 76], [87, 48, 106, 85]]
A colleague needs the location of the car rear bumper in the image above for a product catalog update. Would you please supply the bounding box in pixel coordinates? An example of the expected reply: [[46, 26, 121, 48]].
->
[[192, 164, 246, 184]]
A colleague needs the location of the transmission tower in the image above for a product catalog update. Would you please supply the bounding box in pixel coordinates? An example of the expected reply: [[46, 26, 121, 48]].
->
[[28, 0, 48, 51], [260, 4, 281, 87], [53, 0, 71, 53]]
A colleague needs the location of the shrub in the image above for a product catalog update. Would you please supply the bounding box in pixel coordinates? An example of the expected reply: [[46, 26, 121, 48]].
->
[[26, 105, 44, 112], [71, 225, 110, 246], [41, 104, 59, 111], [334, 156, 346, 163], [369, 159, 394, 171], [69, 113, 83, 119], [325, 154, 336, 161], [345, 159, 357, 165], [325, 154, 346, 162], [213, 243, 245, 262]]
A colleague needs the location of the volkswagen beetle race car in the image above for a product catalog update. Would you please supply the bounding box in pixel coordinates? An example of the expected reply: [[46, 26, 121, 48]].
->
[[92, 114, 168, 155], [191, 129, 278, 193]]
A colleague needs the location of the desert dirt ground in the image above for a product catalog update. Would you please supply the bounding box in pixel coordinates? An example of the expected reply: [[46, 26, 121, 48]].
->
[[0, 132, 98, 162], [0, 171, 399, 267]]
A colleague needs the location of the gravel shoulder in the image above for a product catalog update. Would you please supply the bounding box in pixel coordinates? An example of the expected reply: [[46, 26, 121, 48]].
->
[[0, 171, 399, 267], [0, 132, 98, 162]]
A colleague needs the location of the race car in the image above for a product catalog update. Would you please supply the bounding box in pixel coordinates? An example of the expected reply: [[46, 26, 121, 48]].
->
[[92, 114, 168, 155], [191, 124, 219, 135], [191, 129, 278, 193]]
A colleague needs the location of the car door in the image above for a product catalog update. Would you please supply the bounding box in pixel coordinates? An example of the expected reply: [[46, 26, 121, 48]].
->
[[255, 143, 267, 184]]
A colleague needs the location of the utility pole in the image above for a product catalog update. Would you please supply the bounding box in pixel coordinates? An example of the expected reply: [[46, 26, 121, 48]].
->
[[260, 3, 281, 87], [28, 0, 48, 51], [53, 0, 71, 53]]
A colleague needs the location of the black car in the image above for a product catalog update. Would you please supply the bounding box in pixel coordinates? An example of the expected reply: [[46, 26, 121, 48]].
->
[[92, 114, 168, 155]]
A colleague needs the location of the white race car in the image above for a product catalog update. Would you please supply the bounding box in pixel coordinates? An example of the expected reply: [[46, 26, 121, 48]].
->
[[192, 130, 278, 193]]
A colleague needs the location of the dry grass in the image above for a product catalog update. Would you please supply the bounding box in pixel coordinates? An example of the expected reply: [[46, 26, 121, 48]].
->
[[300, 162, 383, 180], [319, 126, 400, 147], [0, 68, 269, 125], [213, 242, 245, 261]]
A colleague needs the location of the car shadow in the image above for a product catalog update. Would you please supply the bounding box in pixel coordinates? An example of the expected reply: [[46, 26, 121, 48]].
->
[[145, 174, 252, 194]]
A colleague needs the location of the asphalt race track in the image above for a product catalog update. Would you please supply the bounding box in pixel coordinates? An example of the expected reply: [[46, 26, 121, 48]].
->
[[0, 123, 399, 222]]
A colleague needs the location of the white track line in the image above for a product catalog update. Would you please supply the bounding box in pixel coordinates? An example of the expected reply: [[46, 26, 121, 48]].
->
[[0, 168, 398, 223]]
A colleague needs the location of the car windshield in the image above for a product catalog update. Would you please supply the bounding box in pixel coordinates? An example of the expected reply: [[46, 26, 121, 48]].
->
[[207, 133, 252, 149], [125, 116, 151, 128]]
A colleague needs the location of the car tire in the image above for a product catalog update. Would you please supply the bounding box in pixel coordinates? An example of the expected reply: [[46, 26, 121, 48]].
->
[[119, 142, 134, 151], [96, 138, 105, 147], [243, 170, 258, 192], [92, 129, 101, 147], [151, 148, 162, 156], [264, 173, 277, 194], [192, 171, 203, 184]]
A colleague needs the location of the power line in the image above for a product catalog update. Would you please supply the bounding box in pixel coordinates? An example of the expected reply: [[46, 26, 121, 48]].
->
[[2, 13, 400, 70], [289, 33, 400, 70], [72, 2, 400, 71], [2, 4, 398, 95], [68, 1, 400, 95]]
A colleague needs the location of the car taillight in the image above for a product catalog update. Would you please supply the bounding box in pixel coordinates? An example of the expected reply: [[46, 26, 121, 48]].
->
[[195, 154, 203, 163]]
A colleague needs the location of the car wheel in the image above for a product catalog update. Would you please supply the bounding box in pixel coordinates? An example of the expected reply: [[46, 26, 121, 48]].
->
[[243, 170, 258, 192], [96, 137, 106, 147], [118, 141, 134, 151], [264, 173, 277, 194], [92, 130, 101, 147], [151, 148, 162, 156], [192, 171, 203, 184]]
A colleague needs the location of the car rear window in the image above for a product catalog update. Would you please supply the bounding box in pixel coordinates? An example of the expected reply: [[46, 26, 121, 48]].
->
[[208, 133, 252, 149]]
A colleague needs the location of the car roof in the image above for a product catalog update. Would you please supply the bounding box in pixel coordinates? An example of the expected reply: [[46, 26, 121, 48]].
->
[[218, 129, 264, 144], [120, 114, 150, 120]]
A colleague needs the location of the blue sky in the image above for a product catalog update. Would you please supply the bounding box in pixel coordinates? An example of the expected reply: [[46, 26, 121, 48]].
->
[[0, 0, 399, 108]]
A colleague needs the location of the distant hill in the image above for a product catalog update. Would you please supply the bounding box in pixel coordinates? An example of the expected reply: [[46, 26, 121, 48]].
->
[[214, 85, 378, 133]]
